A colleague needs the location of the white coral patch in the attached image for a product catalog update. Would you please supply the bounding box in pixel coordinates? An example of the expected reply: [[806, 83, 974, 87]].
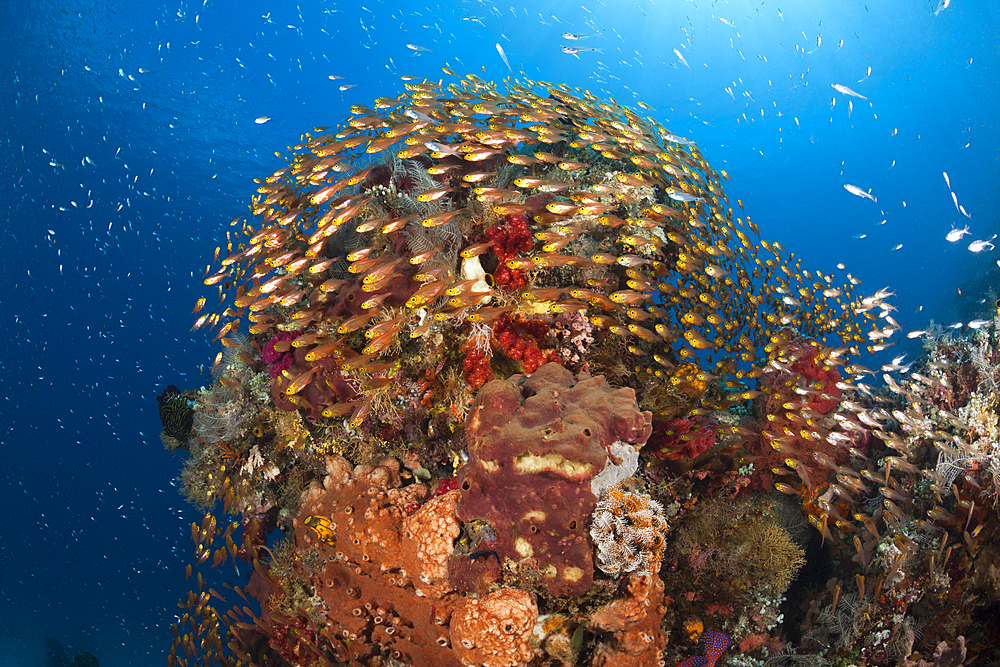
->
[[460, 254, 493, 302]]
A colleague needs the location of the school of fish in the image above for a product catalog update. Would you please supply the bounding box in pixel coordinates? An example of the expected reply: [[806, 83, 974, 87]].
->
[[195, 71, 898, 438]]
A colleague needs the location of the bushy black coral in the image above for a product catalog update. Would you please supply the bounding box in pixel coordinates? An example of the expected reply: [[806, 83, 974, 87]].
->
[[158, 385, 194, 440]]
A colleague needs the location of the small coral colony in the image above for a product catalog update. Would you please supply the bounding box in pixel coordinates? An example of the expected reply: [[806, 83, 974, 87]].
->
[[158, 71, 999, 667]]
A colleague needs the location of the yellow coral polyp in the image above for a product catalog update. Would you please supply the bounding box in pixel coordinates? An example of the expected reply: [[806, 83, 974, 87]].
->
[[684, 617, 704, 642]]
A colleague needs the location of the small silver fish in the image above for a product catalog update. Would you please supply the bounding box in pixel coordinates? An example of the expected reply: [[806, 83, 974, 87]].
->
[[968, 319, 991, 329], [496, 43, 512, 72], [562, 46, 601, 57], [844, 184, 877, 202], [425, 141, 461, 156], [405, 108, 435, 122], [832, 83, 868, 100], [945, 226, 969, 242], [673, 48, 691, 69], [661, 132, 694, 146], [562, 31, 600, 40], [666, 190, 705, 203], [969, 235, 997, 252]]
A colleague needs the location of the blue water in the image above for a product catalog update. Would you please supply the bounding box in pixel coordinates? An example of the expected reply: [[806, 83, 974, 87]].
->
[[1, 0, 997, 665]]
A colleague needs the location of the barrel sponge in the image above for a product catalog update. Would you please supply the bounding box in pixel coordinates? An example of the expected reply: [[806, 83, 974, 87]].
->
[[456, 363, 652, 597]]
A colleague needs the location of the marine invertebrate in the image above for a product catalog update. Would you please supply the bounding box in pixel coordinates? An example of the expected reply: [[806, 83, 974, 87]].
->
[[684, 617, 704, 643], [456, 363, 653, 596], [675, 629, 732, 667], [649, 416, 717, 459], [286, 456, 459, 665], [450, 588, 537, 667], [485, 213, 533, 290], [916, 636, 966, 667], [401, 489, 462, 598], [590, 482, 669, 576], [261, 330, 296, 378], [588, 571, 668, 667], [551, 310, 594, 369], [674, 497, 805, 592], [192, 380, 253, 444], [492, 313, 560, 375], [590, 440, 641, 496], [158, 385, 194, 441]]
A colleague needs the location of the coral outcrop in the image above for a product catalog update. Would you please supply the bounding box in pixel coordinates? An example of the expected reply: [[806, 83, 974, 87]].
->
[[166, 74, 993, 667]]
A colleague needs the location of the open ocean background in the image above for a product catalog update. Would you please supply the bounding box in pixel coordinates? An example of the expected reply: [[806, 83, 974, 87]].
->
[[1, 0, 997, 665]]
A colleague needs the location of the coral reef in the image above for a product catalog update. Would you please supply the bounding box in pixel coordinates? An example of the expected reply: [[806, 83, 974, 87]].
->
[[161, 74, 1000, 667]]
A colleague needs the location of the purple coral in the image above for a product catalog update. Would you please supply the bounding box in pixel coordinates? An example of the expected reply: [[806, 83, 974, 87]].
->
[[262, 331, 297, 378], [552, 310, 595, 369]]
